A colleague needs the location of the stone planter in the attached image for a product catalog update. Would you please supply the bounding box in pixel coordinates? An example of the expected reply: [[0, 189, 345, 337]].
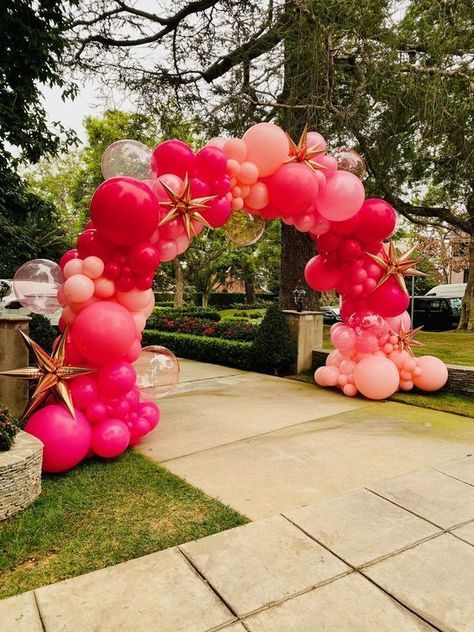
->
[[0, 430, 43, 521]]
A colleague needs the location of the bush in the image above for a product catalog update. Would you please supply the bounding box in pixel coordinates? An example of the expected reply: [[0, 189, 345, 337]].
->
[[0, 407, 20, 451], [252, 304, 297, 374], [149, 307, 221, 326], [142, 330, 253, 370], [155, 301, 174, 308], [28, 313, 58, 354], [193, 293, 278, 308], [146, 315, 258, 342]]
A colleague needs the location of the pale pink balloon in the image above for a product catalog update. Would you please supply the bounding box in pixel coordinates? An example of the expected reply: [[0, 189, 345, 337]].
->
[[157, 239, 178, 262], [231, 196, 244, 211], [206, 136, 227, 149], [294, 213, 316, 233], [307, 131, 327, 153], [242, 123, 289, 177], [324, 366, 340, 387], [317, 154, 338, 174], [399, 379, 414, 391], [240, 184, 251, 198], [239, 161, 259, 185], [175, 234, 190, 255], [63, 258, 84, 279], [131, 310, 147, 332], [82, 256, 104, 279], [388, 349, 411, 368], [223, 138, 247, 162], [354, 356, 400, 400], [326, 349, 343, 367], [69, 296, 99, 314], [314, 366, 327, 386], [116, 288, 153, 311], [318, 171, 365, 221], [384, 311, 412, 333], [413, 356, 448, 392], [246, 182, 269, 210], [94, 276, 115, 299], [226, 159, 241, 177], [339, 359, 356, 375], [64, 274, 95, 303], [342, 383, 358, 397], [143, 296, 156, 319], [337, 374, 348, 387]]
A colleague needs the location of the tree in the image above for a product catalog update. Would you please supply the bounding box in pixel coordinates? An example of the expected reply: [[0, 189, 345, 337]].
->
[[0, 0, 77, 276], [68, 1, 473, 325]]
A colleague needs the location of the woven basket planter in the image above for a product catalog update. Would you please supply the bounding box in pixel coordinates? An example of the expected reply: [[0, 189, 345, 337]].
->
[[0, 430, 43, 521]]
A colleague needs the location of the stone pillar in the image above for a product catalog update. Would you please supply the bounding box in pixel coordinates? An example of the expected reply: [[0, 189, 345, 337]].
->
[[0, 315, 30, 416], [283, 310, 324, 374]]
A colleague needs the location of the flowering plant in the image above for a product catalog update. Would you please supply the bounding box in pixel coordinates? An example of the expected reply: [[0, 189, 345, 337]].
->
[[0, 407, 20, 451]]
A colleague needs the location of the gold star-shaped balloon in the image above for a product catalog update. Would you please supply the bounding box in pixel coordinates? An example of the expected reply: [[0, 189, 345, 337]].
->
[[0, 328, 95, 421], [394, 323, 424, 356], [366, 242, 427, 293], [158, 173, 216, 239], [285, 124, 327, 171]]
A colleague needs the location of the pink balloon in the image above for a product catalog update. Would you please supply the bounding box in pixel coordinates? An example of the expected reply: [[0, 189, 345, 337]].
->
[[151, 140, 194, 178], [294, 213, 316, 233], [317, 154, 338, 174], [91, 418, 130, 458], [239, 161, 259, 185], [245, 182, 269, 210], [125, 337, 142, 363], [331, 325, 357, 356], [223, 138, 247, 162], [368, 278, 409, 317], [98, 360, 136, 398], [310, 214, 330, 236], [317, 171, 365, 221], [201, 196, 232, 227], [307, 131, 327, 153], [94, 276, 115, 299], [342, 383, 358, 397], [413, 356, 448, 392], [133, 417, 151, 436], [355, 199, 397, 243], [304, 255, 341, 292], [25, 405, 92, 473], [242, 123, 289, 177], [354, 356, 400, 400], [385, 311, 411, 333], [60, 249, 79, 269], [195, 146, 227, 181], [82, 256, 104, 280], [138, 401, 160, 430], [124, 387, 140, 410], [77, 229, 115, 260], [69, 375, 99, 409], [72, 301, 137, 366], [175, 233, 190, 255], [63, 258, 83, 279], [314, 366, 328, 386], [157, 239, 178, 262], [64, 274, 95, 303], [355, 330, 380, 354], [90, 177, 159, 246], [86, 401, 108, 424], [323, 366, 340, 387], [268, 163, 318, 215], [116, 288, 153, 311]]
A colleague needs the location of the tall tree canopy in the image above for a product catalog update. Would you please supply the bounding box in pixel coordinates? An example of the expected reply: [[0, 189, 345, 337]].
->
[[0, 0, 77, 276]]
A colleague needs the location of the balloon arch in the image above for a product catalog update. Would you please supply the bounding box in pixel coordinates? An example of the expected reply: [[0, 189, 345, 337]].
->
[[8, 123, 448, 472]]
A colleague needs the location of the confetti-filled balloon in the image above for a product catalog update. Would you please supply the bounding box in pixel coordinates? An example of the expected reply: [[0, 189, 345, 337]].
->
[[13, 259, 63, 314], [223, 210, 265, 246], [101, 140, 152, 181], [134, 345, 180, 398], [332, 147, 366, 179]]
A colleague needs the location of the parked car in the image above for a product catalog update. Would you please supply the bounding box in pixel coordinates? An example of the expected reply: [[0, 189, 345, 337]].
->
[[321, 306, 342, 325], [425, 283, 466, 298], [410, 296, 461, 331]]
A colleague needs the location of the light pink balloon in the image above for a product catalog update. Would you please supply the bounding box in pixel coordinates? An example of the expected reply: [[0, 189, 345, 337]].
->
[[354, 356, 400, 400], [223, 138, 247, 162], [64, 274, 95, 303], [175, 233, 190, 255], [82, 256, 104, 279], [307, 131, 327, 153], [94, 276, 115, 299], [385, 311, 412, 333], [117, 288, 153, 311], [388, 349, 411, 368], [239, 161, 259, 185], [413, 356, 448, 392], [246, 182, 269, 210], [318, 171, 365, 221], [342, 383, 358, 397], [157, 239, 178, 262], [131, 310, 147, 332], [324, 366, 340, 386], [242, 123, 289, 177], [63, 258, 83, 279], [206, 137, 227, 149], [314, 366, 327, 386]]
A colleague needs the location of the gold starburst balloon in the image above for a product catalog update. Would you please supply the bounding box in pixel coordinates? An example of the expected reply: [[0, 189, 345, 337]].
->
[[0, 328, 95, 421], [285, 124, 326, 171], [158, 173, 216, 239], [395, 323, 424, 356], [366, 242, 426, 293]]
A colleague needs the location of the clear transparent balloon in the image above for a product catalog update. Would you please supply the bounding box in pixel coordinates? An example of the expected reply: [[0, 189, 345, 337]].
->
[[13, 259, 63, 314], [101, 140, 152, 181], [332, 147, 366, 179], [223, 210, 265, 246], [133, 345, 180, 398]]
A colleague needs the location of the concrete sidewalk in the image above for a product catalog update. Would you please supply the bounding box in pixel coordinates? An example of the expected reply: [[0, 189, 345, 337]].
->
[[2, 359, 473, 631]]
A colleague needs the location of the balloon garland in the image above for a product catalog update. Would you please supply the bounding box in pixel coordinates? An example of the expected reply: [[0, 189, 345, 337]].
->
[[4, 122, 448, 472]]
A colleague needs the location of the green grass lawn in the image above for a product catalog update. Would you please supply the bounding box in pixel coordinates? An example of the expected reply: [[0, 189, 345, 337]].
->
[[322, 326, 474, 366], [0, 451, 247, 599]]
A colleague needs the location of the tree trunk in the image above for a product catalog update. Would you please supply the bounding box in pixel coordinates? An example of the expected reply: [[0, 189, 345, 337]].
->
[[458, 232, 474, 331], [279, 1, 320, 311], [173, 258, 184, 308], [201, 291, 209, 308], [244, 272, 256, 305]]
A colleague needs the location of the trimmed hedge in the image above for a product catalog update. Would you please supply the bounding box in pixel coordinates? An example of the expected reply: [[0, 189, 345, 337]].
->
[[147, 315, 257, 342], [194, 293, 278, 308], [142, 330, 254, 370], [151, 307, 221, 322]]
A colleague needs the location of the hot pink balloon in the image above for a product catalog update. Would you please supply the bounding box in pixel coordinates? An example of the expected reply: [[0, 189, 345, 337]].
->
[[25, 405, 92, 473], [413, 356, 448, 392], [91, 418, 130, 458], [69, 375, 98, 410], [354, 356, 400, 400], [138, 401, 160, 430], [368, 278, 409, 317], [195, 146, 227, 181], [356, 199, 397, 242], [201, 196, 232, 227], [268, 163, 318, 215], [151, 140, 194, 178], [98, 360, 137, 398], [304, 255, 341, 292], [317, 171, 365, 221]]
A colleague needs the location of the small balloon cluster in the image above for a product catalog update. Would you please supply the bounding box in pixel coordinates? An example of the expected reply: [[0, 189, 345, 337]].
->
[[315, 312, 448, 400]]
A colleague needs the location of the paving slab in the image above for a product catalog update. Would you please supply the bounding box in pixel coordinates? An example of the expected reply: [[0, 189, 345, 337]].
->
[[0, 592, 43, 632], [434, 455, 474, 486], [177, 358, 245, 383], [451, 521, 474, 546], [139, 371, 373, 462], [180, 515, 348, 616], [243, 573, 434, 632], [367, 468, 474, 529], [164, 403, 474, 519], [364, 534, 474, 632], [34, 547, 233, 632], [221, 624, 247, 632], [284, 488, 440, 567]]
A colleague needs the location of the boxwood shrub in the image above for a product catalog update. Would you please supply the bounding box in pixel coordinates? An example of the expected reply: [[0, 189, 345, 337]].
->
[[142, 330, 253, 370]]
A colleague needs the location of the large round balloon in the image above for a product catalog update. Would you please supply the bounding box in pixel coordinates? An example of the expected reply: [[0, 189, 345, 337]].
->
[[356, 199, 397, 242], [413, 356, 448, 392], [317, 171, 365, 221], [354, 356, 400, 400], [133, 345, 180, 398], [223, 210, 265, 246], [101, 140, 152, 181], [72, 301, 137, 366], [90, 177, 159, 246], [13, 259, 63, 315], [91, 418, 130, 458], [151, 140, 194, 178], [268, 163, 318, 215], [304, 255, 341, 292], [242, 123, 289, 177], [25, 405, 92, 472]]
